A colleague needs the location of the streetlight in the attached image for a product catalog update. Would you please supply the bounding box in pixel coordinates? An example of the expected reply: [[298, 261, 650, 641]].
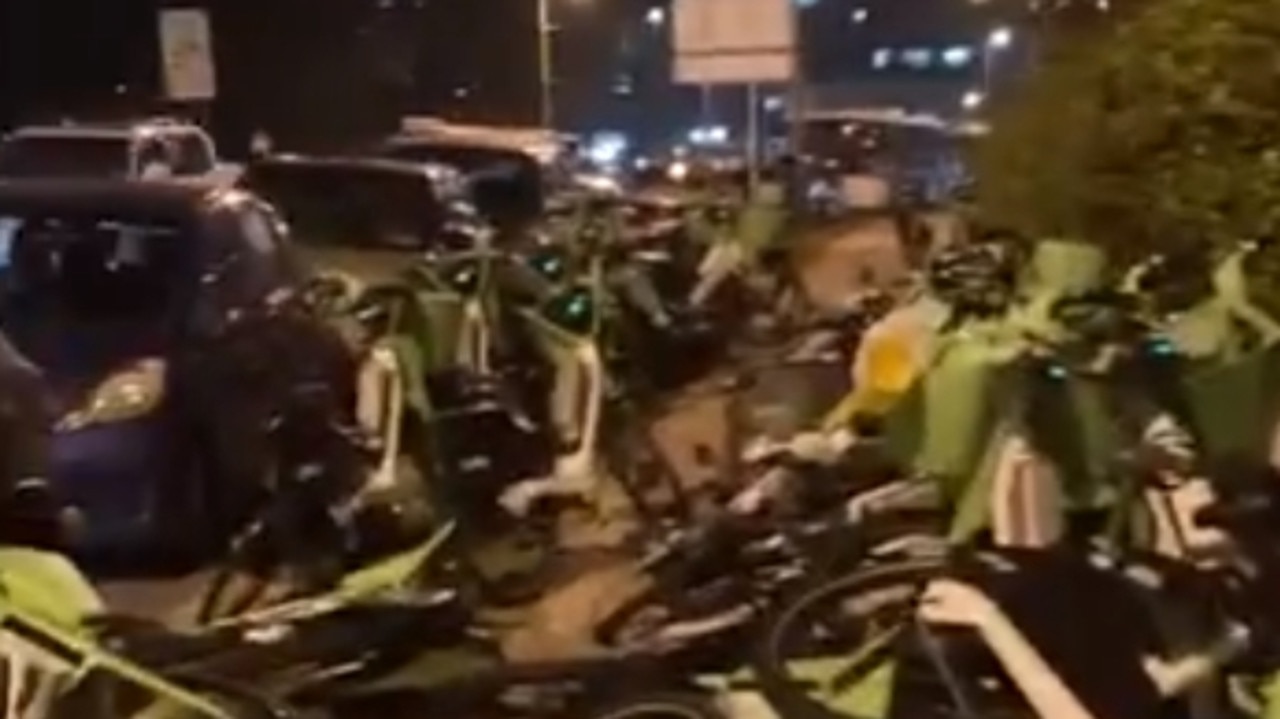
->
[[537, 0, 557, 127], [962, 90, 985, 111], [987, 26, 1014, 50], [537, 0, 598, 128], [982, 26, 1014, 95]]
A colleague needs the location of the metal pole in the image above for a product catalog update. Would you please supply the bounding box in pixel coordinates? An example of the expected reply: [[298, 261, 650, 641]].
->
[[537, 0, 555, 127], [787, 3, 804, 155], [982, 46, 993, 96], [746, 83, 760, 191]]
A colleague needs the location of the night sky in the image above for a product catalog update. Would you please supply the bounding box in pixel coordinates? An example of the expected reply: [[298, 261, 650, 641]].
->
[[0, 0, 1072, 150]]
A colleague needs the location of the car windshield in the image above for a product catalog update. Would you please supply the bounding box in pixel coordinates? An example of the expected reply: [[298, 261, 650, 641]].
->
[[0, 135, 132, 179], [0, 214, 184, 374], [244, 164, 442, 251]]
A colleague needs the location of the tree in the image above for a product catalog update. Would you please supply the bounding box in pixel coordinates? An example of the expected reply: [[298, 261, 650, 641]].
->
[[974, 0, 1280, 261], [971, 34, 1110, 249]]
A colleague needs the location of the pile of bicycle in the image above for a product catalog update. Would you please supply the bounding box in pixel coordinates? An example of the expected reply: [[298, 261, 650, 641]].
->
[[5, 156, 1280, 719]]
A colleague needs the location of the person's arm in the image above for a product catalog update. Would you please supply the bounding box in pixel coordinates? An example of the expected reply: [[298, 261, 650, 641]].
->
[[920, 580, 1097, 719]]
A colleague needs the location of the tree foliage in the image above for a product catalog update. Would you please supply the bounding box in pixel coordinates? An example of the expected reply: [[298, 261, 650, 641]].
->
[[974, 0, 1280, 260]]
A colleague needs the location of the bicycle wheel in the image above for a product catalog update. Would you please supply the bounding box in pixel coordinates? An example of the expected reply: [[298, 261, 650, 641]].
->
[[581, 690, 727, 719], [595, 582, 753, 654], [753, 558, 943, 719], [596, 584, 678, 650]]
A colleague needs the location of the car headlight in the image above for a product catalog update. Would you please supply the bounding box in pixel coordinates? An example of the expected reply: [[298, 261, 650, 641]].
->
[[58, 359, 166, 432]]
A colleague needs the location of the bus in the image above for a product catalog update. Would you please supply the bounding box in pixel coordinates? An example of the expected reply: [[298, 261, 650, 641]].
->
[[799, 108, 985, 208]]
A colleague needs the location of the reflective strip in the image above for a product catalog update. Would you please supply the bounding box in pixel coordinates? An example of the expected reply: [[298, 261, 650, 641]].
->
[[1, 616, 81, 669]]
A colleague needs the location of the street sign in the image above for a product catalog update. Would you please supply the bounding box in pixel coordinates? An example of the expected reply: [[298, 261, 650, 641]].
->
[[672, 0, 796, 85], [158, 8, 217, 101]]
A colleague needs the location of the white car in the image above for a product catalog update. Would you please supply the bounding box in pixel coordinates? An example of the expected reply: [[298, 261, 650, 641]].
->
[[0, 117, 238, 185]]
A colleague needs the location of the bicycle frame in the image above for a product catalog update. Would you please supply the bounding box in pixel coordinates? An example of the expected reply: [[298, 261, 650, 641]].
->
[[207, 520, 457, 630], [517, 302, 606, 477], [407, 250, 500, 375], [0, 548, 234, 719], [916, 547, 1261, 719]]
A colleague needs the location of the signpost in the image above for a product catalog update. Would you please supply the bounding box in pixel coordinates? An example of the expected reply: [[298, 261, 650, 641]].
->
[[672, 0, 798, 185], [158, 7, 217, 119]]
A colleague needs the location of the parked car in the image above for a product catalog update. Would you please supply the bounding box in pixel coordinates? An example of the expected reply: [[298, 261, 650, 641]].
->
[[0, 117, 239, 184], [237, 155, 467, 284], [378, 135, 551, 231], [0, 180, 354, 564]]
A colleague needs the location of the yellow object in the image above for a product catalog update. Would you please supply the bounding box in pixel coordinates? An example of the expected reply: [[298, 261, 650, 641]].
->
[[824, 333, 920, 429], [862, 331, 920, 396], [823, 297, 945, 429]]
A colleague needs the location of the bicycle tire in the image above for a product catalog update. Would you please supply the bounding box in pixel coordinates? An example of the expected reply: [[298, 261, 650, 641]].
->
[[595, 584, 672, 649], [580, 690, 727, 719], [752, 557, 944, 719]]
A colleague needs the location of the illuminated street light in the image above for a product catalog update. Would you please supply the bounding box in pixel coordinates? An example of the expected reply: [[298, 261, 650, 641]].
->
[[851, 7, 869, 23], [645, 6, 665, 27], [987, 26, 1014, 50], [981, 26, 1014, 98], [962, 90, 985, 110]]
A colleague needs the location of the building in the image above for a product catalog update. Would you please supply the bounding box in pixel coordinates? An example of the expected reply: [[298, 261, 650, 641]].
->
[[552, 0, 1031, 155], [799, 0, 1029, 119]]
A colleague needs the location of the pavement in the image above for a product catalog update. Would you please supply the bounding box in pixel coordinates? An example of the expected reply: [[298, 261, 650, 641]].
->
[[497, 215, 910, 660], [97, 214, 911, 662]]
